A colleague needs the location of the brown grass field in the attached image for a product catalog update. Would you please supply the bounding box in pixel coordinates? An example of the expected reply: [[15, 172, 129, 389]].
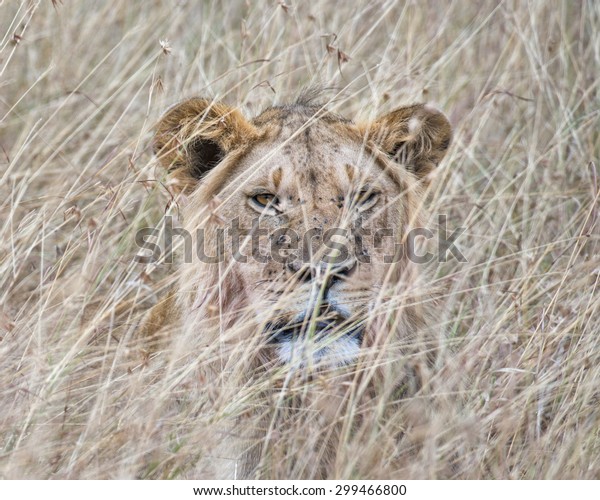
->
[[0, 0, 599, 479]]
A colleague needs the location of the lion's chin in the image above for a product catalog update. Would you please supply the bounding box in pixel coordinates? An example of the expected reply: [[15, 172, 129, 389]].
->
[[276, 334, 361, 369], [266, 318, 364, 369]]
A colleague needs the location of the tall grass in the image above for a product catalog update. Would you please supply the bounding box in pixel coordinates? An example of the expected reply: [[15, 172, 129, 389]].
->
[[0, 0, 598, 479]]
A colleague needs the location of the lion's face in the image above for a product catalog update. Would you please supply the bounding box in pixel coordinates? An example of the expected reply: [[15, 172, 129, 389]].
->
[[214, 121, 404, 367], [154, 97, 451, 369]]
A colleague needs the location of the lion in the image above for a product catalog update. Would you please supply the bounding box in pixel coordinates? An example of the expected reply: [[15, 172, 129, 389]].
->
[[141, 91, 452, 479]]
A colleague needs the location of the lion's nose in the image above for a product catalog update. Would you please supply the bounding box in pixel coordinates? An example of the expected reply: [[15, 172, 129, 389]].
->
[[287, 257, 357, 288], [324, 257, 357, 280]]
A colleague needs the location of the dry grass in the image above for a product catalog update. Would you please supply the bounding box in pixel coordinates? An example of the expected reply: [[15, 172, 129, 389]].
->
[[1, 0, 599, 479]]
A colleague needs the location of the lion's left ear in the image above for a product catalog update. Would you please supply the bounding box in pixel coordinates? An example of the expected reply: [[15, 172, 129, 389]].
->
[[153, 97, 259, 193], [359, 104, 452, 181]]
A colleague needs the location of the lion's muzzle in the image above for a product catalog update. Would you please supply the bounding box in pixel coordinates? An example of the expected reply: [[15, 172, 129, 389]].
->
[[265, 310, 364, 368]]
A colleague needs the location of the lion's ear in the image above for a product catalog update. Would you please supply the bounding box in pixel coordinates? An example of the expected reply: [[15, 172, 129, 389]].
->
[[360, 104, 452, 181], [153, 98, 258, 192]]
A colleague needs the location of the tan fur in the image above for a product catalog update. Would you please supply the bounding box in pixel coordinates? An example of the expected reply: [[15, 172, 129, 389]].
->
[[142, 95, 452, 478]]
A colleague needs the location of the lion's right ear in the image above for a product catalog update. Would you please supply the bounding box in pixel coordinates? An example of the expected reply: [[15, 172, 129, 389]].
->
[[153, 98, 258, 192], [358, 104, 452, 183]]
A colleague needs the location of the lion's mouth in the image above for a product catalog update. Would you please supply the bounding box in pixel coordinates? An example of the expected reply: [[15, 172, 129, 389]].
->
[[265, 307, 364, 368]]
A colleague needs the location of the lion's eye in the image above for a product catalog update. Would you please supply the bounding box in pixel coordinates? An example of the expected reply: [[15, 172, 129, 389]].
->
[[356, 189, 380, 208], [252, 193, 279, 209]]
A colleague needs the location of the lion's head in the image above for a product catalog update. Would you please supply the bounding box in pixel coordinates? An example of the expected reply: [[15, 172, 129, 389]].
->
[[152, 94, 451, 371]]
